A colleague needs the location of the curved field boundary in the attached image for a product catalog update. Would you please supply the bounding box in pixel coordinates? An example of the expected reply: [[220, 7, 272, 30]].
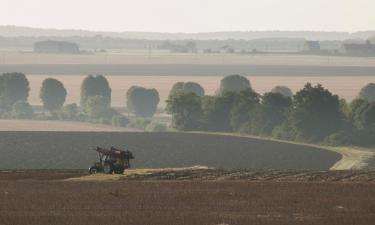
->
[[0, 131, 340, 170], [191, 132, 375, 170]]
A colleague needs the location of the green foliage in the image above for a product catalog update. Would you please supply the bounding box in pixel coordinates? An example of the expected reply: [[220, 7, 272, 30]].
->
[[145, 121, 167, 132], [126, 86, 159, 117], [59, 103, 79, 120], [169, 82, 205, 97], [359, 83, 375, 102], [166, 92, 203, 131], [40, 78, 67, 111], [0, 73, 30, 110], [271, 86, 293, 98], [128, 118, 152, 130], [256, 92, 292, 135], [85, 96, 116, 120], [11, 101, 34, 119], [291, 83, 344, 142], [202, 92, 237, 131], [229, 90, 260, 132], [80, 75, 111, 107], [218, 74, 252, 95], [111, 115, 130, 127]]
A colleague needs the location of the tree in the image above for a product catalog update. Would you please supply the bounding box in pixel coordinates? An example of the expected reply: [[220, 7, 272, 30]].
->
[[0, 72, 30, 109], [359, 83, 375, 102], [169, 82, 205, 97], [271, 86, 293, 98], [111, 115, 130, 127], [218, 74, 252, 95], [11, 101, 34, 119], [59, 103, 79, 120], [80, 75, 111, 106], [202, 92, 238, 131], [85, 96, 115, 119], [166, 92, 203, 131], [358, 103, 375, 132], [291, 83, 344, 141], [126, 86, 159, 117], [229, 90, 260, 132], [256, 92, 292, 135], [40, 78, 67, 111]]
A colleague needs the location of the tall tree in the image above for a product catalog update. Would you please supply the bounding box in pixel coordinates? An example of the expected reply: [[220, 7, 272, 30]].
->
[[126, 86, 160, 117], [0, 72, 30, 109], [202, 91, 238, 131], [40, 78, 67, 111], [271, 86, 293, 98], [218, 74, 252, 95], [359, 83, 375, 102], [166, 92, 203, 131], [291, 83, 344, 141], [229, 90, 260, 132], [256, 92, 292, 135], [80, 75, 111, 106], [169, 82, 205, 97]]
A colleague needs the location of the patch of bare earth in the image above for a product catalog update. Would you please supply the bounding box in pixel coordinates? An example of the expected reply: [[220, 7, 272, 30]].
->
[[0, 170, 375, 225]]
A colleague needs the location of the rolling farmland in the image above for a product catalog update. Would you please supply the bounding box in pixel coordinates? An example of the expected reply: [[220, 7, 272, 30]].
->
[[1, 170, 375, 225], [0, 131, 341, 170]]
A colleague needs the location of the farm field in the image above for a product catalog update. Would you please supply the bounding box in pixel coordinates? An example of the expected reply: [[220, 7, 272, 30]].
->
[[26, 75, 375, 106], [1, 170, 375, 225], [0, 119, 139, 132], [2, 51, 375, 66], [0, 131, 340, 170]]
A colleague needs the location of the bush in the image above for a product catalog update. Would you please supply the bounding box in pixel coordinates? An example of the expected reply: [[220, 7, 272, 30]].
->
[[58, 103, 79, 120], [112, 115, 130, 127], [145, 121, 167, 132], [128, 118, 152, 130], [11, 101, 34, 119], [85, 96, 116, 119]]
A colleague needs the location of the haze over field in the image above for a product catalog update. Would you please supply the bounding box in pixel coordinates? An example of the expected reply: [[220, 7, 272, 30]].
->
[[1, 0, 375, 38]]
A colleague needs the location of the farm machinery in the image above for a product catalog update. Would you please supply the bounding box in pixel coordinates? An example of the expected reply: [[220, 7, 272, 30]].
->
[[89, 147, 134, 174]]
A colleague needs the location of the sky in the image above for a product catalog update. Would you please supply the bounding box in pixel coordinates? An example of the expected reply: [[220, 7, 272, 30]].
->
[[1, 0, 374, 32]]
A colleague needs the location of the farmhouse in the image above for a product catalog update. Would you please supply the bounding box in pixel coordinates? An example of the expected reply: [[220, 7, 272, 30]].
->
[[342, 40, 375, 56], [34, 40, 80, 54]]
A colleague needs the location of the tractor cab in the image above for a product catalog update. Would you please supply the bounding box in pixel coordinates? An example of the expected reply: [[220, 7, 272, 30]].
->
[[89, 146, 134, 174]]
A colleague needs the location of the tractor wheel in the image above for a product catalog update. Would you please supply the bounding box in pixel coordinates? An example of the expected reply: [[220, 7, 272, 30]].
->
[[89, 167, 98, 174], [103, 163, 113, 174]]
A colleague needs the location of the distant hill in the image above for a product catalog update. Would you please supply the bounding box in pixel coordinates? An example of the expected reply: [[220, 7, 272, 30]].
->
[[1, 25, 375, 41]]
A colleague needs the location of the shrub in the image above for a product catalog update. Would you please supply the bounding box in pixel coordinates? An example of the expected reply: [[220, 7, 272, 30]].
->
[[11, 101, 34, 119], [112, 115, 130, 127], [145, 121, 167, 132]]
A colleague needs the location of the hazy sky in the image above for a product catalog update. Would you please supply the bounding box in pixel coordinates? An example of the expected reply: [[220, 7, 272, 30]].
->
[[1, 0, 374, 32]]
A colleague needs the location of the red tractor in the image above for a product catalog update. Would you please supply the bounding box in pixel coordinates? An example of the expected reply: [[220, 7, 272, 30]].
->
[[89, 147, 134, 174]]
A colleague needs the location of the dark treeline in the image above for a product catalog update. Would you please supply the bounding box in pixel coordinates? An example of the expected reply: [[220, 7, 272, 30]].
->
[[166, 75, 375, 147], [1, 72, 374, 146], [0, 73, 164, 131]]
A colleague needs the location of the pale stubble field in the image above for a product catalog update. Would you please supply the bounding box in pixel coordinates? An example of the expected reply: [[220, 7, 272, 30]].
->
[[27, 75, 375, 107]]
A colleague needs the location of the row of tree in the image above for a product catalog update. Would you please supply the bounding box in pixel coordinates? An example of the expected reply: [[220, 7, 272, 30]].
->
[[166, 75, 375, 147]]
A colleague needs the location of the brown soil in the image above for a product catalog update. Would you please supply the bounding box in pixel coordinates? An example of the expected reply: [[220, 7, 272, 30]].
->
[[0, 170, 375, 225]]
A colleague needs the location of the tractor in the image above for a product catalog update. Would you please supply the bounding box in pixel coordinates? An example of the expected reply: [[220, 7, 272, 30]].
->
[[89, 147, 134, 174]]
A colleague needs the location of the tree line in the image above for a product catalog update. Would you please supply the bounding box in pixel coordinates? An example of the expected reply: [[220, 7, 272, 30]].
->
[[0, 73, 162, 131], [0, 72, 374, 146], [166, 75, 375, 147]]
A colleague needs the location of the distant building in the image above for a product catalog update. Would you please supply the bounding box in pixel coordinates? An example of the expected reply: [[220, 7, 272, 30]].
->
[[34, 40, 80, 54], [303, 41, 321, 52], [342, 40, 375, 56]]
